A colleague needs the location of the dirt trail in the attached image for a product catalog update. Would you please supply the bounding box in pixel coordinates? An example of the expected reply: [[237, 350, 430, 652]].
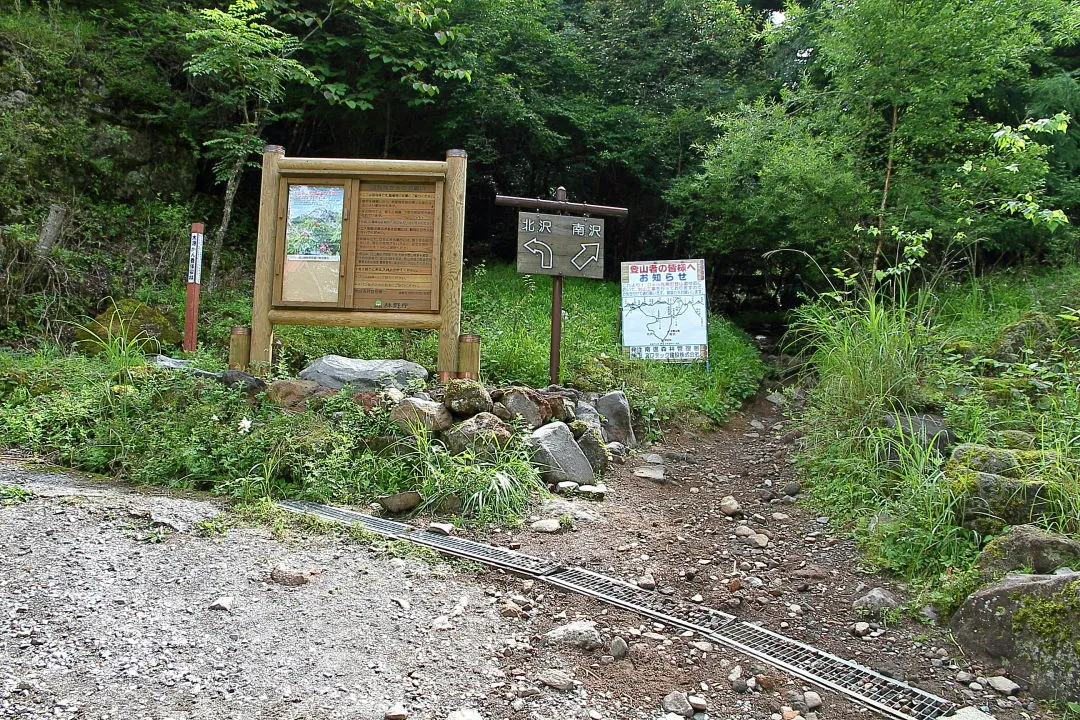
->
[[0, 396, 1055, 720]]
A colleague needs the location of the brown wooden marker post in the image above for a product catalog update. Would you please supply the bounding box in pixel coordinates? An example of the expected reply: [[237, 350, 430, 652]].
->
[[183, 222, 204, 352], [549, 187, 567, 385]]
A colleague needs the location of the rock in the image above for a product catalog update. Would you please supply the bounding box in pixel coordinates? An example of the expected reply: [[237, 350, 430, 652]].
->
[[662, 691, 693, 717], [556, 481, 580, 494], [148, 354, 193, 370], [956, 671, 975, 684], [803, 692, 822, 710], [576, 430, 609, 475], [384, 702, 409, 719], [975, 524, 1080, 580], [688, 695, 707, 712], [529, 422, 596, 484], [744, 534, 769, 548], [992, 429, 1038, 450], [852, 622, 871, 637], [985, 676, 1021, 696], [719, 496, 742, 516], [641, 453, 664, 464], [544, 620, 601, 649], [270, 563, 310, 586], [853, 587, 900, 615], [427, 522, 454, 535], [577, 484, 607, 500], [390, 398, 453, 433], [208, 596, 233, 611], [267, 379, 324, 409], [442, 412, 512, 456], [782, 481, 801, 496], [950, 444, 1022, 478], [574, 402, 604, 436], [637, 574, 657, 590], [442, 379, 493, 416], [633, 465, 666, 483], [606, 441, 628, 457], [499, 600, 526, 618], [957, 471, 1052, 535], [192, 369, 267, 395], [536, 669, 575, 691], [531, 518, 562, 533], [76, 299, 182, 354], [491, 401, 512, 421], [991, 312, 1057, 363], [883, 413, 955, 454], [950, 572, 1080, 700], [377, 491, 422, 514], [766, 392, 787, 407], [595, 391, 637, 447], [446, 710, 483, 720], [299, 355, 428, 391], [610, 636, 629, 659], [540, 498, 602, 524], [502, 389, 545, 428]]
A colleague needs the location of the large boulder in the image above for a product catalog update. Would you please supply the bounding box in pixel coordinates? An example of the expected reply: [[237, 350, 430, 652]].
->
[[501, 388, 545, 428], [976, 525, 1080, 581], [990, 312, 1058, 364], [442, 412, 512, 457], [76, 299, 182, 354], [529, 422, 595, 485], [950, 444, 1022, 478], [573, 402, 604, 437], [576, 429, 609, 475], [950, 573, 1080, 701], [442, 379, 493, 416], [390, 398, 453, 434], [882, 413, 954, 455], [595, 390, 637, 447], [956, 471, 1052, 535], [267, 379, 324, 409], [299, 355, 428, 392]]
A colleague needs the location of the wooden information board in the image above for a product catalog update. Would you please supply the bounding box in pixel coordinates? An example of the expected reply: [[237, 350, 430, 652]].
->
[[250, 148, 467, 379], [354, 181, 441, 311]]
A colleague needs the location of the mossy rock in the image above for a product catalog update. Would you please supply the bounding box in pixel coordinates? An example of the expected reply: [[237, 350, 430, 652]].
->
[[990, 311, 1058, 364], [991, 429, 1038, 450], [951, 466, 1054, 536], [951, 574, 1080, 701], [75, 299, 182, 355], [442, 378, 493, 416], [950, 443, 1022, 478], [976, 525, 1080, 582]]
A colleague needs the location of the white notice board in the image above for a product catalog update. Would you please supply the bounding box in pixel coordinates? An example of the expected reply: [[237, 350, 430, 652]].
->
[[620, 259, 708, 362]]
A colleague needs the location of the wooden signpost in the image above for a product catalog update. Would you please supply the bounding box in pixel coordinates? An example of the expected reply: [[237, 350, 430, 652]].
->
[[183, 222, 204, 352], [250, 146, 467, 379], [496, 188, 627, 385]]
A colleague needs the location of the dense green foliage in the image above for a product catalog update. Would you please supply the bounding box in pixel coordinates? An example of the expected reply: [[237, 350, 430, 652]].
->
[[5, 0, 1080, 339], [793, 265, 1080, 610]]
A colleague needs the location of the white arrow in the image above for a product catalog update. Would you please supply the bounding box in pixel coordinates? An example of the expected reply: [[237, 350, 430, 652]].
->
[[524, 238, 553, 269], [571, 242, 601, 270]]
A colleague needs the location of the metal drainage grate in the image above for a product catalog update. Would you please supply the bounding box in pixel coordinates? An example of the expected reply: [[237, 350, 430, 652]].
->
[[543, 566, 737, 632], [712, 622, 955, 720], [278, 500, 959, 720], [278, 500, 412, 538], [405, 530, 564, 576]]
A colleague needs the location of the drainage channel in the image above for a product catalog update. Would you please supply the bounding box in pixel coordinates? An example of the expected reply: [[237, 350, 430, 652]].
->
[[279, 500, 958, 720]]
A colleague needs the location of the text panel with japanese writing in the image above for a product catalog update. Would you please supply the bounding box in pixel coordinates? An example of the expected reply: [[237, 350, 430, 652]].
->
[[515, 212, 604, 279]]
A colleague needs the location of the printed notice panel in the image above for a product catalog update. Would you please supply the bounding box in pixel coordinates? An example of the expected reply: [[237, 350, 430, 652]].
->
[[355, 182, 437, 311], [281, 185, 345, 304], [621, 259, 708, 362]]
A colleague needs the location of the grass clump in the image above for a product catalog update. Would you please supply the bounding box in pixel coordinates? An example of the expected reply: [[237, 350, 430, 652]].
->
[[790, 265, 1080, 612]]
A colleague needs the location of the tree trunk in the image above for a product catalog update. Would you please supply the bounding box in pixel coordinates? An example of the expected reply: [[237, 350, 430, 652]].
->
[[873, 104, 900, 285], [35, 203, 67, 259], [205, 154, 247, 295]]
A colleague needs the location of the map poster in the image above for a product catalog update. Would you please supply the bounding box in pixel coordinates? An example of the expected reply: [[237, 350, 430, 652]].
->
[[620, 259, 708, 362], [281, 184, 345, 304]]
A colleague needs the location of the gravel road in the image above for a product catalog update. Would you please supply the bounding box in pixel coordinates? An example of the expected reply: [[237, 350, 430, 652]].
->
[[0, 463, 603, 720]]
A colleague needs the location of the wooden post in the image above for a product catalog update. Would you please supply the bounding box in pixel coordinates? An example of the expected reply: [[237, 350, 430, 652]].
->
[[183, 222, 205, 352], [438, 149, 467, 381], [250, 145, 285, 374], [457, 334, 480, 379], [228, 326, 251, 371]]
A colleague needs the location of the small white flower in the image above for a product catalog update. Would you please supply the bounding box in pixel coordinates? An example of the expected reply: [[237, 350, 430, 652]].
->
[[237, 417, 252, 434]]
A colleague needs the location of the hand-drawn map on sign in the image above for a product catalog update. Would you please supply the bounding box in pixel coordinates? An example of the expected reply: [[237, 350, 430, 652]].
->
[[354, 182, 439, 311], [516, 212, 604, 279], [621, 260, 708, 362], [282, 185, 345, 304]]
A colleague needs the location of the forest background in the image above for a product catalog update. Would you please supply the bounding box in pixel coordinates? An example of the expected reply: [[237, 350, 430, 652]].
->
[[4, 0, 1080, 341]]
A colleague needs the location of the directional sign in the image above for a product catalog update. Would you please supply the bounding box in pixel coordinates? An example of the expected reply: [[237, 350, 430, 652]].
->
[[516, 212, 604, 279]]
